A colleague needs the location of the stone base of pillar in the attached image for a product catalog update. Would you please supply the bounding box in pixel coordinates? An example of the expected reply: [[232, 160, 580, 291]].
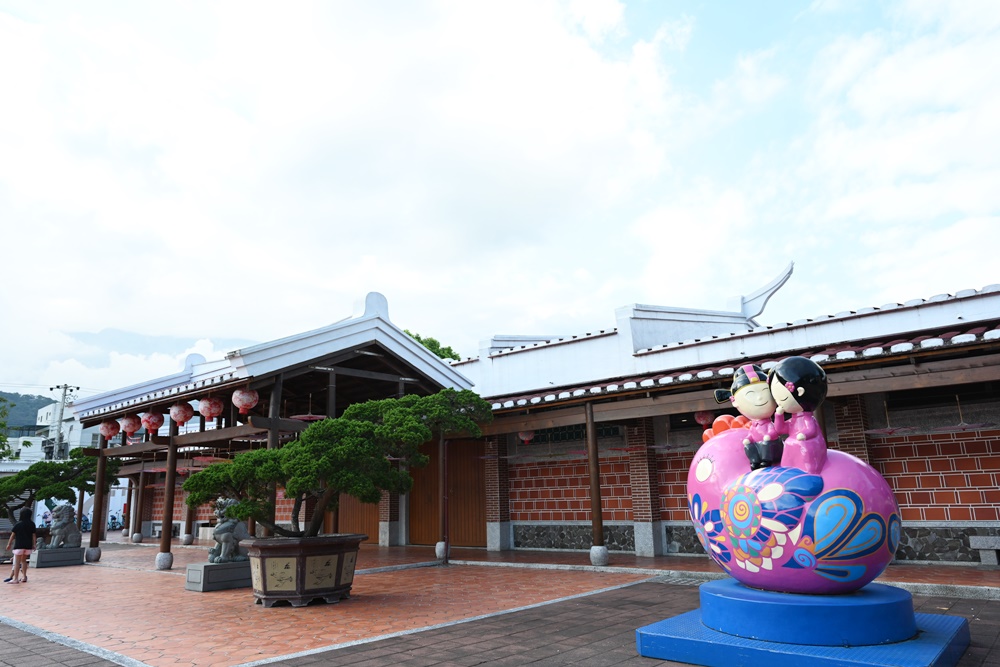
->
[[634, 521, 665, 557], [590, 545, 609, 567], [486, 521, 512, 551], [182, 533, 194, 545], [84, 547, 101, 563], [131, 533, 144, 544], [379, 521, 401, 546], [155, 551, 173, 570], [435, 541, 449, 559]]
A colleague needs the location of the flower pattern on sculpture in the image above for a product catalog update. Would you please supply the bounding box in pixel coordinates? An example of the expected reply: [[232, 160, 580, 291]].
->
[[689, 493, 731, 566], [785, 488, 902, 584], [720, 467, 824, 574]]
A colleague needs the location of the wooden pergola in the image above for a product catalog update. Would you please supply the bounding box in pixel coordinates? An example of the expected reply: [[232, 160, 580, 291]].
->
[[73, 293, 474, 567]]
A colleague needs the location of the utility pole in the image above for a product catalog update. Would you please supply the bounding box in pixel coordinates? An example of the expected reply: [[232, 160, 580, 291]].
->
[[49, 384, 79, 460]]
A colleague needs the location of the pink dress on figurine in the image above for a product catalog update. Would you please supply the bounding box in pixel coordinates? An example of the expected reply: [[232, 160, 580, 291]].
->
[[774, 409, 826, 474]]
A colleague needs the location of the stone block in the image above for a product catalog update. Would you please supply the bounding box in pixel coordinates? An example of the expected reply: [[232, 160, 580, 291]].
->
[[29, 547, 85, 568], [185, 561, 252, 592]]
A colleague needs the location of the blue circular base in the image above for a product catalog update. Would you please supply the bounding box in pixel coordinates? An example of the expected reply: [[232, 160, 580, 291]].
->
[[700, 579, 918, 646]]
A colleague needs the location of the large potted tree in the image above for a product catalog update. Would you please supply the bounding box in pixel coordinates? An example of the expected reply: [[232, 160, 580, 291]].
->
[[182, 388, 492, 607]]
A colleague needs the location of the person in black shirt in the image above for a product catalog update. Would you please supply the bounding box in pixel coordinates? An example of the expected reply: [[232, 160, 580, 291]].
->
[[5, 508, 38, 583]]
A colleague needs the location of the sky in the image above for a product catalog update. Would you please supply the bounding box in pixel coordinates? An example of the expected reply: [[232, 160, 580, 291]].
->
[[1, 0, 999, 402]]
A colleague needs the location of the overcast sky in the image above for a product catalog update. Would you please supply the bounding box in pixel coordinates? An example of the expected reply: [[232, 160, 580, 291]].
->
[[2, 0, 998, 402]]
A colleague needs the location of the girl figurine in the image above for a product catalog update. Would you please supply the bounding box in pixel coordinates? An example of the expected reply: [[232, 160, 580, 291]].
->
[[768, 356, 829, 474], [716, 364, 780, 470]]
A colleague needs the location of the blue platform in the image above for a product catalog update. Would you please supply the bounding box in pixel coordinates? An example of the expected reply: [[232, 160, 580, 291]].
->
[[700, 579, 918, 646], [636, 581, 970, 667]]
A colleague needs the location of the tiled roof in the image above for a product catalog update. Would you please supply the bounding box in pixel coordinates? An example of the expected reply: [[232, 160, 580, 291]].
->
[[486, 320, 1000, 410]]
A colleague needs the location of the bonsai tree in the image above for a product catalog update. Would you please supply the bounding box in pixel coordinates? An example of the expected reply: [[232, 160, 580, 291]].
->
[[0, 448, 121, 521], [182, 388, 493, 538]]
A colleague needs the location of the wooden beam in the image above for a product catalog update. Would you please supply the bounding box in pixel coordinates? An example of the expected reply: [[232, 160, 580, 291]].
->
[[826, 354, 1000, 396], [173, 423, 263, 446], [248, 415, 311, 433], [480, 389, 719, 435], [101, 440, 168, 458], [480, 353, 1000, 435], [312, 365, 420, 383]]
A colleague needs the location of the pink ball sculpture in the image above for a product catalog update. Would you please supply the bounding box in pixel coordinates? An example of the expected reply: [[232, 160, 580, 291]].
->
[[688, 357, 900, 595]]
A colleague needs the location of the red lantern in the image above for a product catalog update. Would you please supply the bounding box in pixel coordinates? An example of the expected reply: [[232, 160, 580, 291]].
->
[[170, 402, 194, 426], [141, 412, 164, 434], [98, 420, 121, 441], [694, 411, 716, 428], [198, 396, 224, 419], [119, 414, 142, 437], [518, 431, 535, 445], [232, 388, 259, 415]]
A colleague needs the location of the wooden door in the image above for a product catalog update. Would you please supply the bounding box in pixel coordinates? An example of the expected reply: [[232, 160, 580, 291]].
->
[[409, 439, 486, 547], [337, 494, 379, 544]]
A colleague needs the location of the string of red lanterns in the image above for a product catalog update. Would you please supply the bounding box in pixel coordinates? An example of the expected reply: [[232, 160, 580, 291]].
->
[[99, 387, 261, 440]]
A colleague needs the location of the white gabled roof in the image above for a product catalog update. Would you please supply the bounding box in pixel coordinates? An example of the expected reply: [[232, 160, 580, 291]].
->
[[73, 292, 472, 420]]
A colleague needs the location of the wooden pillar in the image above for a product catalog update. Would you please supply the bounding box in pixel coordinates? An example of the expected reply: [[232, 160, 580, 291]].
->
[[438, 433, 450, 563], [76, 485, 85, 530], [263, 376, 283, 537], [134, 470, 148, 537], [124, 477, 134, 532], [159, 418, 179, 555], [89, 435, 108, 550], [326, 372, 337, 418], [184, 504, 195, 539], [585, 403, 605, 548]]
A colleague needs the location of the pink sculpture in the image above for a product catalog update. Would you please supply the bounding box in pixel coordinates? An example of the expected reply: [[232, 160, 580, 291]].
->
[[689, 356, 900, 595]]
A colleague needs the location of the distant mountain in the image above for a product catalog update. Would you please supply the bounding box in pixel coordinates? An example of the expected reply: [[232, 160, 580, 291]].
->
[[1, 391, 55, 428]]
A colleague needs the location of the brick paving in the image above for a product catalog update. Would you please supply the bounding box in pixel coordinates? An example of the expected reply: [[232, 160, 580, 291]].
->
[[1, 540, 999, 667]]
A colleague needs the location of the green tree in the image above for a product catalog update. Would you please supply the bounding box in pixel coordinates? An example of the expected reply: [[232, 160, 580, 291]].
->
[[183, 388, 492, 537], [0, 396, 10, 459], [405, 330, 460, 361], [0, 448, 121, 520]]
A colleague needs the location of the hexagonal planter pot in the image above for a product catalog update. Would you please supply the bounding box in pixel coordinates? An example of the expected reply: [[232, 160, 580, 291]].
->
[[246, 533, 367, 608]]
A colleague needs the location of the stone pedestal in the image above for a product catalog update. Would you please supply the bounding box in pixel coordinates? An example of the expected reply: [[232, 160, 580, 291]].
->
[[30, 547, 85, 568], [590, 545, 609, 566], [155, 552, 173, 570], [637, 581, 970, 667], [185, 561, 252, 592]]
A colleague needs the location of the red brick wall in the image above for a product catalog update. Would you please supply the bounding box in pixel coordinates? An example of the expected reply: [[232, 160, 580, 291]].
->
[[831, 396, 871, 463], [509, 454, 632, 522], [485, 436, 509, 523], [657, 450, 696, 522], [379, 490, 399, 523], [867, 429, 1000, 522], [150, 487, 215, 522], [625, 419, 659, 523]]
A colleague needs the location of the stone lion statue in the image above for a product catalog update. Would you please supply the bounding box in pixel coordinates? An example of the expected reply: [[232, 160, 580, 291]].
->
[[40, 505, 82, 549], [208, 498, 250, 563]]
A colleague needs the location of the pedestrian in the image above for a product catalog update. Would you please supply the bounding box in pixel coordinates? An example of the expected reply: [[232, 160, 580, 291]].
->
[[4, 508, 38, 584]]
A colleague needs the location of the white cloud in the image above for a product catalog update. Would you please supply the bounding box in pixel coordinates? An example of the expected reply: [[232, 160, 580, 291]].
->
[[2, 1, 999, 395]]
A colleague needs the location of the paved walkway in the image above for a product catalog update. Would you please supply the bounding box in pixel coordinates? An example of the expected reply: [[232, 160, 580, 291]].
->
[[1, 537, 998, 667]]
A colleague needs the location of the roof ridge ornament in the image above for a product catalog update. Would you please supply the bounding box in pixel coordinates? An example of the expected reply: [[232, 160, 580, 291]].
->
[[739, 261, 794, 326], [361, 292, 390, 320]]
